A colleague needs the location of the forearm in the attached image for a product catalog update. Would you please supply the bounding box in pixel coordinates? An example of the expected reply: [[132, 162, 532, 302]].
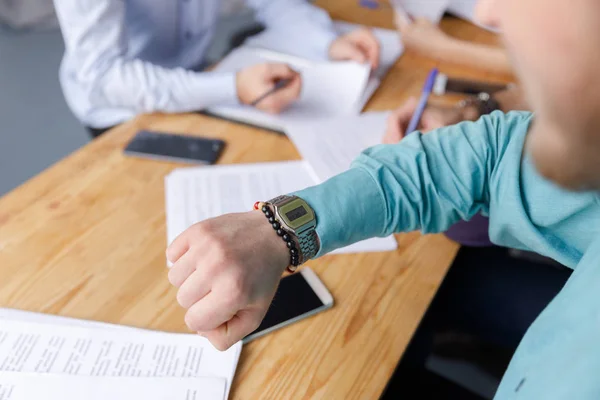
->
[[93, 60, 239, 113], [295, 111, 533, 256], [440, 38, 512, 76]]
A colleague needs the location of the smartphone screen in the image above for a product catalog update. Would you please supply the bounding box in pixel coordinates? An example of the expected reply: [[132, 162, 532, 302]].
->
[[243, 269, 333, 343], [124, 130, 226, 164]]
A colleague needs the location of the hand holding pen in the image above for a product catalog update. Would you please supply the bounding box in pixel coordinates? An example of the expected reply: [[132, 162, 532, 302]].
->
[[236, 63, 301, 114]]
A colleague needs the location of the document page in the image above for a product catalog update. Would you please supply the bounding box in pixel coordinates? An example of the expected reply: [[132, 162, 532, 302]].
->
[[244, 21, 404, 113], [165, 161, 397, 254], [0, 309, 146, 332], [0, 319, 241, 396], [166, 161, 318, 244], [285, 112, 390, 182], [245, 20, 403, 79], [207, 47, 370, 131], [0, 373, 225, 400]]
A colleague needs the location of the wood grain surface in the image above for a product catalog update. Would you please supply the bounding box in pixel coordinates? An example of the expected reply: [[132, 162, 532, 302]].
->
[[0, 4, 510, 398]]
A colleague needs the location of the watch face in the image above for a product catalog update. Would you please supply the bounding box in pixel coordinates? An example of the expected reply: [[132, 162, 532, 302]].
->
[[285, 206, 308, 221], [278, 199, 314, 231]]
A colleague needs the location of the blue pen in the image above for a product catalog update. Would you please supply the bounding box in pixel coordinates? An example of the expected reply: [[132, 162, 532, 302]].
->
[[406, 68, 439, 134]]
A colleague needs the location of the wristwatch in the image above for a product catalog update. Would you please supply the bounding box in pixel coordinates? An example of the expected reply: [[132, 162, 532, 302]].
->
[[266, 195, 320, 268]]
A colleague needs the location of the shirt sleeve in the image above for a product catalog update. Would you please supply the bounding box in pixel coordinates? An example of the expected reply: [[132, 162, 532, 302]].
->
[[246, 0, 338, 59], [294, 111, 532, 256], [53, 0, 240, 119]]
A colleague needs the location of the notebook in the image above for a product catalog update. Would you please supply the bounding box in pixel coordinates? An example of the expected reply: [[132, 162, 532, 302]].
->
[[244, 20, 404, 113], [205, 47, 370, 132]]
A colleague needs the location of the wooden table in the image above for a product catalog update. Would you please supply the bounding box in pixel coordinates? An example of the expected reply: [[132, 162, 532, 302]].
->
[[0, 6, 508, 399]]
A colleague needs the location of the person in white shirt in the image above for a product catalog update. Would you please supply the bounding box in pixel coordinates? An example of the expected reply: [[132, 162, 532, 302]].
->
[[53, 0, 381, 138]]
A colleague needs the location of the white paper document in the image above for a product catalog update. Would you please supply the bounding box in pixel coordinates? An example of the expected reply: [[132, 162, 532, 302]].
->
[[166, 161, 318, 245], [0, 319, 241, 398], [165, 161, 397, 254], [246, 21, 403, 79], [206, 47, 370, 132], [0, 373, 225, 400], [285, 112, 390, 182], [0, 308, 149, 333], [244, 20, 404, 112]]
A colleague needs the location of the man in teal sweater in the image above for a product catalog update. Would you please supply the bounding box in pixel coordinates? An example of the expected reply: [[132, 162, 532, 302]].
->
[[166, 0, 600, 397]]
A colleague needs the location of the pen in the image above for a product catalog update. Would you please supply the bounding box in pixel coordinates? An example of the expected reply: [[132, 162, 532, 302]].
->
[[406, 68, 439, 134], [250, 78, 293, 107]]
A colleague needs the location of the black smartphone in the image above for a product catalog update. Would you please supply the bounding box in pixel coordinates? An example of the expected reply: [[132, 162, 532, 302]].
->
[[124, 130, 226, 164], [243, 268, 334, 343]]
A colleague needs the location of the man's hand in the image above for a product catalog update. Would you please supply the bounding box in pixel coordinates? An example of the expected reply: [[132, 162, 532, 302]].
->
[[166, 211, 290, 351], [329, 27, 381, 70], [236, 63, 301, 114], [383, 97, 479, 144]]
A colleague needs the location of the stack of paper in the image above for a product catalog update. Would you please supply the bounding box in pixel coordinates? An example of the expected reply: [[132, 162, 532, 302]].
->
[[0, 309, 242, 400], [244, 20, 405, 114], [206, 47, 370, 132], [165, 161, 397, 254], [245, 20, 404, 79], [205, 20, 404, 132]]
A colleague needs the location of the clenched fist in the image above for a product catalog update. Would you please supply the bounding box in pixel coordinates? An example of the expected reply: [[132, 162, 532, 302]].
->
[[166, 211, 290, 351]]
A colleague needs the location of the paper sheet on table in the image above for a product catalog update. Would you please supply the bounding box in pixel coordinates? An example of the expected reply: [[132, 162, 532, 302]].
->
[[245, 20, 403, 79], [244, 20, 404, 112], [285, 112, 390, 183], [206, 47, 370, 132], [165, 161, 396, 254], [0, 319, 241, 399], [0, 309, 242, 399], [0, 308, 136, 331], [0, 373, 225, 400]]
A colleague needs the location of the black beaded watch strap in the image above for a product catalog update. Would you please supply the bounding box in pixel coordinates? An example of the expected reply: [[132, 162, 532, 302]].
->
[[258, 204, 302, 272]]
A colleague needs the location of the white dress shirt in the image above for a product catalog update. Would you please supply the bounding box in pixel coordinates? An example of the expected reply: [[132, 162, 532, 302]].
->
[[53, 0, 338, 128]]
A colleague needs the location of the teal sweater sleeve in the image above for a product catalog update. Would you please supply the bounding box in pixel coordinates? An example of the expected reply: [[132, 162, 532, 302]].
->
[[295, 110, 529, 256], [296, 110, 600, 399]]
